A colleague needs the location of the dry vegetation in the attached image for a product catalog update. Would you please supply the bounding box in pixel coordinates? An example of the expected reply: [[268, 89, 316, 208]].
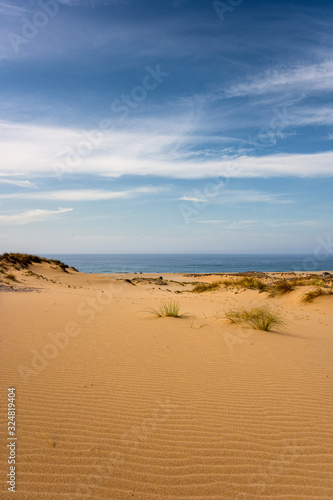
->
[[301, 286, 333, 303], [225, 306, 284, 331], [192, 281, 221, 293], [147, 300, 181, 318], [0, 253, 74, 273]]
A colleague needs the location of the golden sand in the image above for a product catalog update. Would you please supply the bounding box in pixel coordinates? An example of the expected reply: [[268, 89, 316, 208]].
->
[[0, 263, 332, 498]]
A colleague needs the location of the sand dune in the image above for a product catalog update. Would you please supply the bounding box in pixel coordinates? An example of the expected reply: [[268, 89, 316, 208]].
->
[[0, 262, 332, 498]]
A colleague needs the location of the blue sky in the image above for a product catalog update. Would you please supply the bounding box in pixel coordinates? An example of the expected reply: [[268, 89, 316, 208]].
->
[[0, 0, 332, 253]]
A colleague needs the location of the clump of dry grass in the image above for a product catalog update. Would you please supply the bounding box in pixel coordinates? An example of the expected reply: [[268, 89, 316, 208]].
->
[[238, 276, 267, 292], [221, 277, 267, 292], [301, 286, 333, 303], [270, 278, 295, 296], [147, 300, 181, 317], [192, 281, 220, 293], [220, 278, 235, 287], [225, 306, 284, 331], [290, 277, 308, 286]]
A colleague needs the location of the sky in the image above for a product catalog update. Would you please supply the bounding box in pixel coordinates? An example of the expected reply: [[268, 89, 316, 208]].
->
[[0, 0, 332, 254]]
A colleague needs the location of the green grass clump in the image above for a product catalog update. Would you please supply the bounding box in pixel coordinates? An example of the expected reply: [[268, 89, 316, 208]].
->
[[301, 286, 333, 303], [192, 281, 220, 293], [5, 273, 17, 281], [309, 278, 323, 287], [148, 300, 181, 318], [225, 306, 284, 331]]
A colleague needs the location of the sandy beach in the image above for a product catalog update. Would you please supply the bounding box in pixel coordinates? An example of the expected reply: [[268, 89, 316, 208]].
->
[[1, 259, 332, 499]]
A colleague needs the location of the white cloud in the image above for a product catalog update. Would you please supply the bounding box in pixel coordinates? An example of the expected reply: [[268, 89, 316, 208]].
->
[[225, 60, 333, 97], [0, 121, 333, 180], [0, 186, 169, 201], [0, 179, 36, 188], [0, 208, 73, 225], [179, 196, 206, 203], [0, 2, 29, 15], [179, 189, 291, 205]]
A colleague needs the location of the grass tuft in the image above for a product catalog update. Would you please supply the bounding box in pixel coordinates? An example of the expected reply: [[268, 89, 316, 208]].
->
[[147, 300, 181, 318], [270, 278, 294, 296], [301, 286, 333, 303], [225, 306, 284, 331], [238, 276, 267, 291], [192, 281, 220, 293]]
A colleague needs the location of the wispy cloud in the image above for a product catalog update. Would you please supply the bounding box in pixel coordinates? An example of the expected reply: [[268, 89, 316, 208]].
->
[[0, 179, 36, 188], [1, 121, 333, 179], [180, 190, 292, 205], [0, 186, 169, 201], [225, 60, 333, 98], [0, 208, 73, 225], [179, 196, 206, 203], [0, 1, 29, 16]]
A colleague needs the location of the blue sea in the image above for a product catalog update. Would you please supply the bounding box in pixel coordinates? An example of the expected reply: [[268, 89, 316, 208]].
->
[[44, 254, 333, 274]]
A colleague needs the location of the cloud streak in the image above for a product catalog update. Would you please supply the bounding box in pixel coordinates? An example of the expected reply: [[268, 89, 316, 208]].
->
[[0, 208, 73, 225], [180, 189, 292, 205], [225, 60, 333, 98], [1, 122, 333, 180], [0, 186, 169, 201]]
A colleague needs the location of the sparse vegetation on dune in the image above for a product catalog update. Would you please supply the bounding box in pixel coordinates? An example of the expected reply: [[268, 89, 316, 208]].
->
[[147, 300, 181, 318], [309, 278, 323, 287], [225, 306, 284, 331], [220, 276, 268, 292], [192, 281, 221, 293], [269, 278, 295, 296], [0, 253, 75, 272], [301, 286, 333, 303], [237, 276, 267, 291]]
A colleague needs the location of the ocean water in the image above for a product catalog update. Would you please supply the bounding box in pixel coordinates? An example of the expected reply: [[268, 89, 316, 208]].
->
[[44, 254, 333, 274]]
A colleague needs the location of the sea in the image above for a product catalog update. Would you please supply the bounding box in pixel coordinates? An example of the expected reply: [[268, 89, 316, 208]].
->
[[44, 254, 333, 274]]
